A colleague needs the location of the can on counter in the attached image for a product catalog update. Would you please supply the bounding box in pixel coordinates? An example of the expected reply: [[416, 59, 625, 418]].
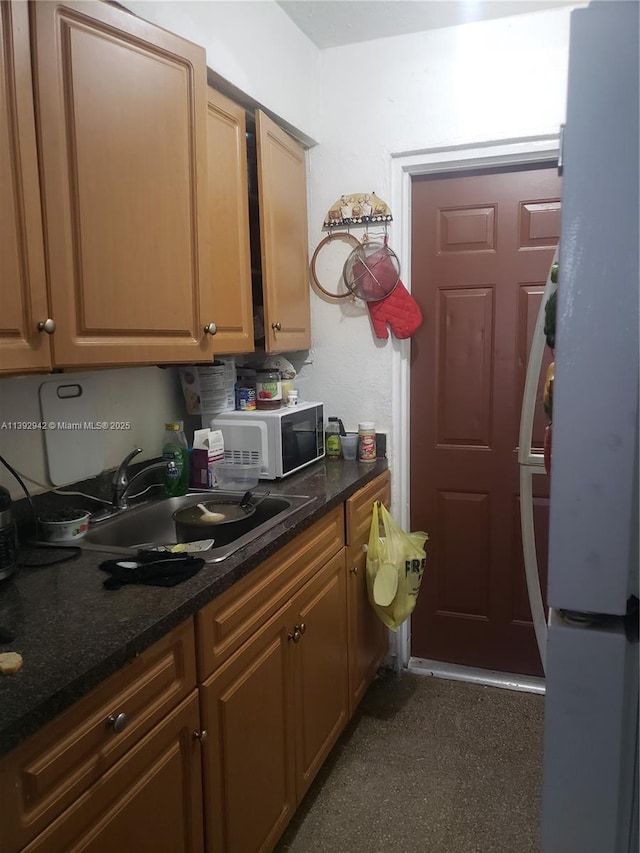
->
[[235, 384, 256, 411]]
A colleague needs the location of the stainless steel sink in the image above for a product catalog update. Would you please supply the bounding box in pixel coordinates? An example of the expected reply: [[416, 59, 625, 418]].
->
[[81, 490, 316, 562]]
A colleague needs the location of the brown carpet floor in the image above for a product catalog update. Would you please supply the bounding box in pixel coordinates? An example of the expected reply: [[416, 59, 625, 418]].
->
[[275, 671, 545, 853]]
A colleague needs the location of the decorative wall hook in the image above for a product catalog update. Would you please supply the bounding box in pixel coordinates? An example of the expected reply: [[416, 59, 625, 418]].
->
[[323, 192, 392, 228]]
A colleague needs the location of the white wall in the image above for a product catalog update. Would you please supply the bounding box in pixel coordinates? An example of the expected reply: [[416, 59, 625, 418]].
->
[[123, 0, 322, 141], [0, 368, 186, 499], [304, 8, 575, 459]]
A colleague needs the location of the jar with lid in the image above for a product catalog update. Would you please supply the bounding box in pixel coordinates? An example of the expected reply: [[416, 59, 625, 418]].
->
[[256, 369, 282, 410], [358, 422, 376, 462]]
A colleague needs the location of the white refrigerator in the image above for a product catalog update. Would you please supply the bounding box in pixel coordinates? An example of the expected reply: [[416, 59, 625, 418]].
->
[[537, 3, 639, 851]]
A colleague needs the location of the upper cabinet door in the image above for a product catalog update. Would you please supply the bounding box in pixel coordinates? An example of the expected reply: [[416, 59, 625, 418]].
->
[[206, 87, 254, 355], [256, 111, 311, 353], [31, 0, 214, 368], [0, 0, 51, 374]]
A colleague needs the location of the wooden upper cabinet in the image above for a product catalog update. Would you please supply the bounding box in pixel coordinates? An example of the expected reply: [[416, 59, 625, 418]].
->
[[256, 110, 311, 353], [31, 0, 214, 368], [0, 0, 51, 374], [206, 87, 254, 354]]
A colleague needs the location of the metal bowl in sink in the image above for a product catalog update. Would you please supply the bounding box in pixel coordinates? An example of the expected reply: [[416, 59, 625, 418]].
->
[[81, 491, 315, 562]]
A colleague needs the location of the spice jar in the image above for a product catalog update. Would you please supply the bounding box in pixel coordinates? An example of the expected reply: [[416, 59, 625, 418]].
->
[[256, 368, 282, 410], [358, 422, 376, 462]]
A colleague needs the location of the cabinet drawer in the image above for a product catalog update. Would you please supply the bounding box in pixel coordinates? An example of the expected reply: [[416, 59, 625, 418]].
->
[[0, 619, 196, 852], [21, 692, 203, 853], [196, 506, 344, 680], [345, 470, 391, 549]]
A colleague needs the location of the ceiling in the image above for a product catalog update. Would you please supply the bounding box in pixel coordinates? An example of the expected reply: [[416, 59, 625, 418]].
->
[[276, 1, 577, 49]]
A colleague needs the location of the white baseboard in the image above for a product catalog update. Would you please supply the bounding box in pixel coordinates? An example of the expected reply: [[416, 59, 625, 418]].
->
[[409, 657, 546, 695]]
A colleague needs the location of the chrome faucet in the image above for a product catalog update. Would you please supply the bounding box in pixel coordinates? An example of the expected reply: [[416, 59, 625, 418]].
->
[[110, 448, 176, 511]]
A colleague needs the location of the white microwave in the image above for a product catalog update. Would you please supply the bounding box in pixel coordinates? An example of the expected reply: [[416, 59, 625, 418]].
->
[[209, 402, 325, 480]]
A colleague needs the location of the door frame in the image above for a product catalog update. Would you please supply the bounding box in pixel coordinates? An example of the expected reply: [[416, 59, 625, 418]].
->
[[388, 134, 560, 670]]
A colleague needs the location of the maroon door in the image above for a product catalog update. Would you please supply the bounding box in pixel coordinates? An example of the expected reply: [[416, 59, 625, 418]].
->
[[410, 165, 561, 677]]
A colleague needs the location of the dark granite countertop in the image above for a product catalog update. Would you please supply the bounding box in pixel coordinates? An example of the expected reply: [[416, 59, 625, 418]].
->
[[0, 459, 387, 758]]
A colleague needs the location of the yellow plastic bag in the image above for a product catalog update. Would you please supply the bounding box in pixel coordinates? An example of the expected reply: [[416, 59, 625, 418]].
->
[[366, 501, 428, 631]]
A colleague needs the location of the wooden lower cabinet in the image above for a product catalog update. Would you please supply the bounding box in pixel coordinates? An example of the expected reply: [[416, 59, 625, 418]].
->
[[345, 470, 391, 716], [200, 607, 296, 853], [200, 549, 348, 853], [22, 692, 204, 853], [0, 478, 390, 853], [293, 549, 348, 800]]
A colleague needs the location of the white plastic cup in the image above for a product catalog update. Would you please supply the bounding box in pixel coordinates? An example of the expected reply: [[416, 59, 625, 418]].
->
[[340, 433, 359, 460]]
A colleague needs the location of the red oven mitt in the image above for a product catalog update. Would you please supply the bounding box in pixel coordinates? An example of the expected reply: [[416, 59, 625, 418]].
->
[[367, 280, 423, 340]]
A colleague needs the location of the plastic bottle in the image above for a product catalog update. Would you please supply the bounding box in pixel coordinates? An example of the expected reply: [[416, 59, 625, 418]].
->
[[358, 422, 376, 462], [325, 417, 342, 458], [162, 422, 190, 497]]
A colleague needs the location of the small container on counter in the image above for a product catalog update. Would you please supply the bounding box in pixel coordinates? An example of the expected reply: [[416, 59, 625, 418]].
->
[[281, 378, 294, 401], [235, 368, 257, 411], [286, 390, 299, 407], [256, 368, 282, 410], [235, 384, 257, 411], [340, 432, 359, 460], [358, 422, 376, 462], [325, 417, 342, 458]]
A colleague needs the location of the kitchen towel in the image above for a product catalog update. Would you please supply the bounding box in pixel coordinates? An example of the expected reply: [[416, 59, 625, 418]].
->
[[100, 551, 204, 589]]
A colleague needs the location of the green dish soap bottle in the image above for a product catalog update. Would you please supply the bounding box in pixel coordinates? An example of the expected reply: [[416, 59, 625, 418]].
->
[[162, 422, 190, 497], [325, 417, 342, 459]]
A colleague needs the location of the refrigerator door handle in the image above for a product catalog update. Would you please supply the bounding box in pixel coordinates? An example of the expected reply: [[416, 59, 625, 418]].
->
[[518, 247, 558, 467], [557, 123, 565, 176], [518, 248, 559, 673]]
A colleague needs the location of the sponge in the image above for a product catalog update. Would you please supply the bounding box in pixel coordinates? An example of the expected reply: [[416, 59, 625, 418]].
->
[[0, 652, 23, 675]]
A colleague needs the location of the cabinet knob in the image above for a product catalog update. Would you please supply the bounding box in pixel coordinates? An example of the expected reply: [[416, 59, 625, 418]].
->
[[271, 322, 281, 332], [288, 627, 301, 643], [193, 729, 208, 744], [37, 318, 56, 334], [106, 712, 129, 734], [362, 544, 368, 553], [350, 566, 359, 575], [298, 622, 307, 635], [204, 323, 217, 336]]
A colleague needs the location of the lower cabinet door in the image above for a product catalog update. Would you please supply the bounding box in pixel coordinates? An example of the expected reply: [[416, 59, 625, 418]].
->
[[23, 692, 204, 853], [292, 549, 349, 800], [347, 545, 388, 716], [200, 609, 297, 853], [345, 471, 391, 717]]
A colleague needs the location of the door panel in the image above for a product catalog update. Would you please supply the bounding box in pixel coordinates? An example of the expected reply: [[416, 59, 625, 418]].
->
[[32, 0, 212, 366], [292, 550, 348, 801], [0, 0, 51, 373], [436, 287, 494, 447], [410, 165, 560, 676], [206, 87, 254, 354], [200, 610, 296, 853], [256, 111, 311, 353], [436, 490, 491, 619]]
